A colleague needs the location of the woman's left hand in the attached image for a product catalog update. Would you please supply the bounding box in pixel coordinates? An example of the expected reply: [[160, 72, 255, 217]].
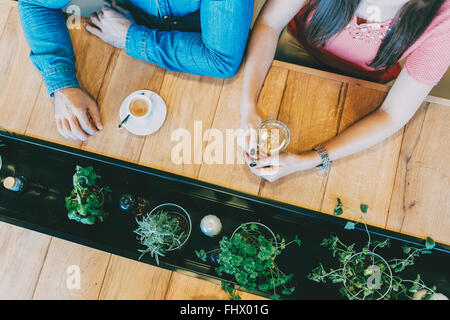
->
[[244, 151, 321, 182], [85, 1, 134, 49]]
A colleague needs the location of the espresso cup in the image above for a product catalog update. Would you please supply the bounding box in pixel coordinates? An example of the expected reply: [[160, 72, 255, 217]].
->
[[127, 94, 152, 120]]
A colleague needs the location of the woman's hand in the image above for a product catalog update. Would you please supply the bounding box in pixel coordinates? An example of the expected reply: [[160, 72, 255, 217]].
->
[[238, 0, 307, 158], [244, 151, 321, 182], [239, 102, 262, 157], [54, 87, 103, 141], [85, 1, 134, 49]]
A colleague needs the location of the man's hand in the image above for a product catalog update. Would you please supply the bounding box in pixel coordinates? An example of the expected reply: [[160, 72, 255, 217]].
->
[[84, 1, 134, 49], [54, 87, 103, 141]]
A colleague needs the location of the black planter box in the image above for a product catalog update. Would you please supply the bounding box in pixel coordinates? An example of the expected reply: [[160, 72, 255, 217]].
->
[[0, 130, 449, 300]]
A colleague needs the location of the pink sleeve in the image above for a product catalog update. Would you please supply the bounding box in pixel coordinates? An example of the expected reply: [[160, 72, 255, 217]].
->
[[405, 19, 450, 86]]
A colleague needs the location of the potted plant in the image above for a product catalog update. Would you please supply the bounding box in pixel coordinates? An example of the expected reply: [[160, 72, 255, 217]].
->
[[135, 203, 192, 265], [65, 165, 112, 225], [308, 198, 447, 300], [196, 222, 301, 300]]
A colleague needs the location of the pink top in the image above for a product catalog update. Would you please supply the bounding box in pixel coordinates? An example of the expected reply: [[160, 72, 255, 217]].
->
[[288, 0, 450, 85]]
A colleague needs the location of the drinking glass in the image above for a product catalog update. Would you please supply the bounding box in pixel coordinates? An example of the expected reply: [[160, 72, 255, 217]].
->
[[257, 120, 290, 156]]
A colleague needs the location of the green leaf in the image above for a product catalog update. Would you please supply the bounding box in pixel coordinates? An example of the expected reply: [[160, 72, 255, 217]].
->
[[270, 294, 281, 300], [409, 285, 419, 293], [332, 278, 344, 284], [195, 250, 207, 262], [258, 283, 269, 291], [339, 287, 348, 298], [334, 198, 343, 216], [81, 216, 95, 225], [282, 287, 295, 296], [344, 222, 355, 230], [425, 237, 435, 250], [295, 235, 302, 247], [360, 204, 369, 214], [402, 245, 411, 254]]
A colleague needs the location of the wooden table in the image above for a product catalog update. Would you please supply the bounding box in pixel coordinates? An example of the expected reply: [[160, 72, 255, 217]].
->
[[0, 2, 449, 299]]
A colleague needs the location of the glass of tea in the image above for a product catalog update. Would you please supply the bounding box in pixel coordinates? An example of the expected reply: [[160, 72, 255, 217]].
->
[[127, 94, 152, 120], [257, 120, 290, 156]]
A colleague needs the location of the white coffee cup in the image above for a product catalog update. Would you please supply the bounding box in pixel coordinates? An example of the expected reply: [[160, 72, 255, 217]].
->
[[127, 94, 152, 120]]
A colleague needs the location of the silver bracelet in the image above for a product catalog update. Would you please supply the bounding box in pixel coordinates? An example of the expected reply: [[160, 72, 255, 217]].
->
[[313, 145, 332, 171]]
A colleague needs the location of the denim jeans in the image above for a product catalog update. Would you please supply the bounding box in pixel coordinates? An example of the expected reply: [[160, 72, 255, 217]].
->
[[18, 0, 254, 96]]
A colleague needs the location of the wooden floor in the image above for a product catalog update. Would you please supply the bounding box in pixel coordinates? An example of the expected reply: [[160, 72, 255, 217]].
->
[[0, 2, 448, 299]]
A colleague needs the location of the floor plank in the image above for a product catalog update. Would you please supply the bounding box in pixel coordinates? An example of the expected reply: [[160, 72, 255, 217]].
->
[[260, 72, 344, 211], [197, 66, 288, 194], [0, 9, 42, 133], [0, 5, 10, 36], [387, 103, 450, 244], [33, 238, 110, 300], [0, 1, 17, 8], [0, 223, 51, 300], [139, 72, 224, 178], [165, 273, 267, 300], [321, 85, 402, 228], [98, 255, 172, 300]]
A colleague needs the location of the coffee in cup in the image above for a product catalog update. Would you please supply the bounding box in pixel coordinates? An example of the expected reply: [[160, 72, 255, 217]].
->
[[128, 95, 152, 119]]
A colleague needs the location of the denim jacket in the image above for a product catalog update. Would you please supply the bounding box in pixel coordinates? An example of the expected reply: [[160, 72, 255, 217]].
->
[[18, 0, 253, 96]]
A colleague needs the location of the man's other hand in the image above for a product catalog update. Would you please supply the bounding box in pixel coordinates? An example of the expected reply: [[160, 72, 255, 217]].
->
[[54, 87, 103, 141], [85, 1, 134, 49]]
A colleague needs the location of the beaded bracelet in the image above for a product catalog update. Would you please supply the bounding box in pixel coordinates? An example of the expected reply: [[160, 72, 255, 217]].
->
[[313, 145, 332, 171]]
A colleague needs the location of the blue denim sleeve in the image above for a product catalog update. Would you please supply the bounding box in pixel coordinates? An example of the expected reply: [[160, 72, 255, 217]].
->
[[125, 0, 253, 78], [18, 0, 79, 97]]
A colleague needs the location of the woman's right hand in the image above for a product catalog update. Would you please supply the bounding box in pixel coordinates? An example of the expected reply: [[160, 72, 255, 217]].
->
[[239, 102, 262, 158]]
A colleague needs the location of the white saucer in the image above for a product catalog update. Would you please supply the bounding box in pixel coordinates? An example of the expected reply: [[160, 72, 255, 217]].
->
[[119, 90, 167, 136]]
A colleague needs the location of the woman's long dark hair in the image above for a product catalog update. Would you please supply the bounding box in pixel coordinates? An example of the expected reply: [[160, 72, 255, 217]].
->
[[303, 0, 445, 70]]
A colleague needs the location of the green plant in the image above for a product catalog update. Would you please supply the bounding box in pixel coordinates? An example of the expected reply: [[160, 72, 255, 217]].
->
[[135, 209, 188, 265], [308, 198, 440, 300], [196, 223, 301, 300], [65, 166, 111, 225]]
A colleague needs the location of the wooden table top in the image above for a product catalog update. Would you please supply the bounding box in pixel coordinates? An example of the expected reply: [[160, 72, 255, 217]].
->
[[0, 2, 448, 300]]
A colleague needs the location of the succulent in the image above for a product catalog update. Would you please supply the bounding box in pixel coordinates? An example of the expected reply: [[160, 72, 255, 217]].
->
[[65, 166, 111, 225], [135, 209, 188, 265]]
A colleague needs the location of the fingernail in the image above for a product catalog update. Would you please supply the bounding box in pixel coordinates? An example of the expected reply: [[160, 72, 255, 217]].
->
[[250, 149, 255, 156], [250, 162, 256, 168]]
